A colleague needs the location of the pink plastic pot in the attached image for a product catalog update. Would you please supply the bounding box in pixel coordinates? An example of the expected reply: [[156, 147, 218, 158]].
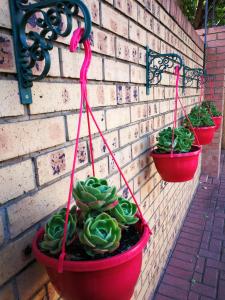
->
[[151, 145, 201, 182], [32, 221, 150, 300], [191, 126, 216, 145], [212, 116, 222, 130]]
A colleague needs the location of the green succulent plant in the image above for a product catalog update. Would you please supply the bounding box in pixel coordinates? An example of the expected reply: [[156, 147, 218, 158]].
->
[[155, 126, 194, 153], [79, 212, 121, 256], [72, 177, 118, 212], [39, 206, 77, 255], [202, 101, 222, 117], [183, 105, 214, 127], [110, 197, 139, 228]]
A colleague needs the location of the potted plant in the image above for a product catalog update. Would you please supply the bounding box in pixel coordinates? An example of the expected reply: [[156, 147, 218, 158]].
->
[[202, 101, 222, 130], [151, 126, 201, 182], [32, 177, 150, 300], [183, 105, 216, 145]]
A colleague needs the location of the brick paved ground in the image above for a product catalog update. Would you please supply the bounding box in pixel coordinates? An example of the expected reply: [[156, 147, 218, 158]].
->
[[153, 151, 225, 300]]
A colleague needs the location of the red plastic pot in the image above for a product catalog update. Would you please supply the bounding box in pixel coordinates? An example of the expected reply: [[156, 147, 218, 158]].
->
[[32, 221, 150, 300], [212, 116, 222, 130], [151, 145, 201, 182], [191, 126, 216, 145]]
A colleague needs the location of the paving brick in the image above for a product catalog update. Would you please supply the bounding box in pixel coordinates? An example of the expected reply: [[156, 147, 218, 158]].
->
[[47, 282, 60, 300], [163, 274, 190, 291], [17, 263, 48, 300], [0, 283, 15, 300], [0, 117, 65, 162], [31, 288, 46, 300], [8, 176, 69, 237], [158, 283, 188, 300], [0, 80, 24, 117], [191, 283, 216, 298], [0, 160, 35, 204], [203, 267, 219, 287], [166, 265, 193, 281]]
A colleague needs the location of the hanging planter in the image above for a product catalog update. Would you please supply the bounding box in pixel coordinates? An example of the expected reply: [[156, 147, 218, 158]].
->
[[183, 105, 216, 145], [151, 67, 201, 183], [151, 127, 201, 182], [212, 116, 222, 130], [32, 28, 151, 300], [33, 218, 149, 300], [202, 101, 222, 131]]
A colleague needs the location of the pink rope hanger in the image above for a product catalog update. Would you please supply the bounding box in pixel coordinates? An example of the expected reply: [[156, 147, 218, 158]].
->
[[58, 28, 151, 273]]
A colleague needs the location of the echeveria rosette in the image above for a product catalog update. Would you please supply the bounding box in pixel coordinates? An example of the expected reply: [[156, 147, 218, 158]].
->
[[155, 126, 194, 153], [202, 101, 222, 117], [72, 177, 118, 212], [183, 105, 214, 128], [79, 212, 121, 256], [110, 197, 139, 228], [39, 206, 77, 255]]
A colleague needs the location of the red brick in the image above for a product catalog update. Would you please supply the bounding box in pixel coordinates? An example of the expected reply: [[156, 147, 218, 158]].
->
[[218, 280, 225, 299], [191, 283, 216, 298], [158, 283, 188, 300], [188, 291, 200, 300], [175, 244, 198, 256], [162, 274, 190, 291], [206, 258, 225, 271], [195, 257, 206, 274], [169, 258, 195, 272], [203, 267, 219, 287], [173, 251, 196, 264], [166, 266, 193, 281], [199, 249, 220, 261], [178, 238, 200, 249], [208, 39, 225, 47], [155, 294, 173, 300], [218, 32, 225, 39]]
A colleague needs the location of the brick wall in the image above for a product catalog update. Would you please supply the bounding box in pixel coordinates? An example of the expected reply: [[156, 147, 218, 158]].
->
[[197, 26, 225, 178], [0, 1, 204, 299]]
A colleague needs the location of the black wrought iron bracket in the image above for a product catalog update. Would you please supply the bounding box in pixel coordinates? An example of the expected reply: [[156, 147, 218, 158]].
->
[[146, 46, 184, 95], [182, 66, 204, 92], [9, 0, 92, 104]]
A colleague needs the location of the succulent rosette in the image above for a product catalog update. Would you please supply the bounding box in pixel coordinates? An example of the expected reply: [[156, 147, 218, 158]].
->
[[39, 206, 77, 255], [72, 177, 118, 212], [110, 197, 139, 228], [79, 212, 121, 256]]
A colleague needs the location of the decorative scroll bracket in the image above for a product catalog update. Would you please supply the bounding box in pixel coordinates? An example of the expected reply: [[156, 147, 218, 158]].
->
[[9, 0, 91, 104], [182, 66, 204, 93], [146, 47, 184, 95]]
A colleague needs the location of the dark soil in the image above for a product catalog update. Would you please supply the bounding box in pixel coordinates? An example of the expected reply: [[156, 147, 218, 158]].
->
[[66, 225, 141, 261], [40, 225, 141, 261]]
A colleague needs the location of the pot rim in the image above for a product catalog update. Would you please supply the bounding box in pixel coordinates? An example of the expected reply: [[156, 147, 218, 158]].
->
[[151, 145, 201, 158], [212, 116, 222, 119], [192, 125, 216, 130], [32, 220, 150, 272]]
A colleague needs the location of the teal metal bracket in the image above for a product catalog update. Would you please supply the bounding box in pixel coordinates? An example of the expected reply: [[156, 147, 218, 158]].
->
[[146, 46, 184, 95], [9, 0, 92, 104], [182, 66, 204, 92]]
